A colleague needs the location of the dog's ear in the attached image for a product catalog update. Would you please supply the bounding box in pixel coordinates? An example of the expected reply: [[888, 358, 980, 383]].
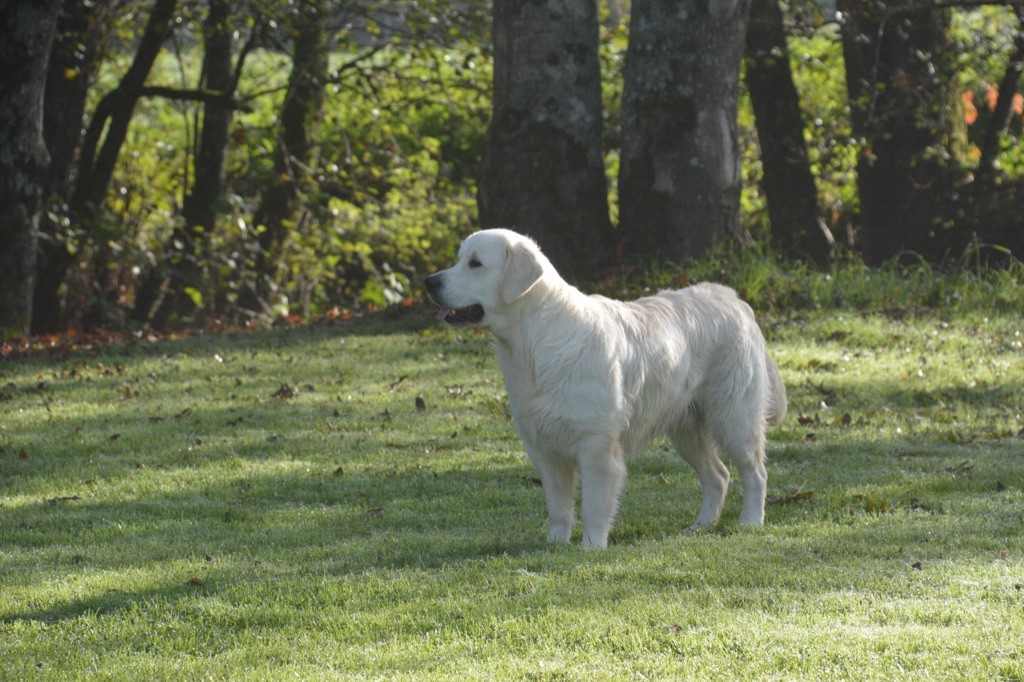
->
[[501, 240, 543, 303]]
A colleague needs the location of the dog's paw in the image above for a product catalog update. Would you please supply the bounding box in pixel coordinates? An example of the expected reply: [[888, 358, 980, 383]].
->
[[546, 525, 572, 544]]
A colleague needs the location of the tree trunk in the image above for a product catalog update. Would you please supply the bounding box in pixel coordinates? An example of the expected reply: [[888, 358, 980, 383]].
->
[[61, 0, 176, 330], [250, 0, 328, 306], [33, 0, 114, 334], [71, 0, 177, 219], [618, 0, 752, 264], [182, 0, 234, 237], [142, 0, 235, 327], [0, 0, 62, 340], [478, 0, 614, 278], [839, 0, 967, 264], [744, 0, 833, 264]]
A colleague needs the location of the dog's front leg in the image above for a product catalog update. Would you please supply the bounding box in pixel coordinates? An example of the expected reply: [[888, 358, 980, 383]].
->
[[579, 437, 627, 549], [527, 449, 577, 544]]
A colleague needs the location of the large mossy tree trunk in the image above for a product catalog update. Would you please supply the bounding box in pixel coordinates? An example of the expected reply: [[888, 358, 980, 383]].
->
[[744, 0, 833, 264], [618, 0, 752, 263], [0, 0, 62, 340], [839, 0, 967, 264], [478, 0, 614, 278]]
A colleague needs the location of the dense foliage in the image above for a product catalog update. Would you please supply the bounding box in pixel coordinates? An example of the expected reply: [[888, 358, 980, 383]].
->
[[33, 2, 1024, 329]]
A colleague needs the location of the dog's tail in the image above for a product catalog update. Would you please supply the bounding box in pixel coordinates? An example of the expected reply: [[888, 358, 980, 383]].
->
[[765, 355, 787, 426]]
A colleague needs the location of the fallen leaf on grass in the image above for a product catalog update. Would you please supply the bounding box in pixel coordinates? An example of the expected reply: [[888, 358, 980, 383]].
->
[[415, 395, 426, 412], [944, 460, 974, 474], [806, 380, 837, 406], [46, 495, 80, 505], [272, 383, 295, 400], [187, 577, 206, 587]]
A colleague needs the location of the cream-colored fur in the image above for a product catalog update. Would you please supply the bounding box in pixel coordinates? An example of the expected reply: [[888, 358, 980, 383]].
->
[[425, 229, 786, 548]]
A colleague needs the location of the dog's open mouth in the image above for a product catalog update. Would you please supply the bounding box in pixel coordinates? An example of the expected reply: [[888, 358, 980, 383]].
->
[[435, 304, 485, 325]]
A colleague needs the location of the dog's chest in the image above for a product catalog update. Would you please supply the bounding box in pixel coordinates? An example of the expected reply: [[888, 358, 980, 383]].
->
[[496, 341, 625, 448]]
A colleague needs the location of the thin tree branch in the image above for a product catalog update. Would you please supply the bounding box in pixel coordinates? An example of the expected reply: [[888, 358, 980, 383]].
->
[[137, 85, 238, 106]]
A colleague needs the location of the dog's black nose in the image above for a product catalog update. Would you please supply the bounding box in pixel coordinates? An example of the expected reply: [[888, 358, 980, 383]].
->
[[424, 273, 442, 294]]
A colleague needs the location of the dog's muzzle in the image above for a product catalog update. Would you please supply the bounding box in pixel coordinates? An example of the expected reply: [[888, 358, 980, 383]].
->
[[424, 273, 485, 325]]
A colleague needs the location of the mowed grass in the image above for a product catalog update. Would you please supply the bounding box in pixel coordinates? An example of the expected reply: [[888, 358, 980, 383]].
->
[[2, 304, 1023, 679]]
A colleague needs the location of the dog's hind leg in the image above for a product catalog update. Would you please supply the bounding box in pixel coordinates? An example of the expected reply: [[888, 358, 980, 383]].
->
[[702, 356, 769, 527], [579, 436, 627, 548], [707, 412, 767, 527], [670, 414, 730, 530], [730, 441, 767, 526], [527, 449, 578, 544]]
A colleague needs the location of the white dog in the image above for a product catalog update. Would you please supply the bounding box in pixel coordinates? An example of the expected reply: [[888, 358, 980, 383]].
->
[[425, 229, 786, 548]]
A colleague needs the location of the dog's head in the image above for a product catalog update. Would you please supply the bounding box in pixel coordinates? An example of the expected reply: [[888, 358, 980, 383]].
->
[[425, 229, 545, 327]]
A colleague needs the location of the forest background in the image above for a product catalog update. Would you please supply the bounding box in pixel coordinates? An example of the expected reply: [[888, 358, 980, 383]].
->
[[1, 0, 1023, 340]]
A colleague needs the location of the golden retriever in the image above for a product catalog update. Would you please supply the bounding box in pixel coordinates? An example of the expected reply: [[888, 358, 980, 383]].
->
[[426, 229, 786, 548]]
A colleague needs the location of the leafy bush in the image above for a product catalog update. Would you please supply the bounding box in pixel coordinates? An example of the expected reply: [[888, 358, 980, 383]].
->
[[96, 42, 487, 324]]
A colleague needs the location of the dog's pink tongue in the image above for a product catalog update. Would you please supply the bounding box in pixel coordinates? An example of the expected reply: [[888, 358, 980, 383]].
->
[[435, 306, 452, 321]]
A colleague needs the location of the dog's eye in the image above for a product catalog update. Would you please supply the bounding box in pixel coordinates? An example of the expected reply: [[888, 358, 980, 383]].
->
[[468, 256, 482, 269]]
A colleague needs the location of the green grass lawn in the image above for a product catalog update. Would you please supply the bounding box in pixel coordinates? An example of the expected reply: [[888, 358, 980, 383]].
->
[[2, 305, 1023, 679]]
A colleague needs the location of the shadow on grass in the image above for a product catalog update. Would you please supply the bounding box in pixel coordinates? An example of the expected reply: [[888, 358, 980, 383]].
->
[[4, 425, 1022, 626]]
